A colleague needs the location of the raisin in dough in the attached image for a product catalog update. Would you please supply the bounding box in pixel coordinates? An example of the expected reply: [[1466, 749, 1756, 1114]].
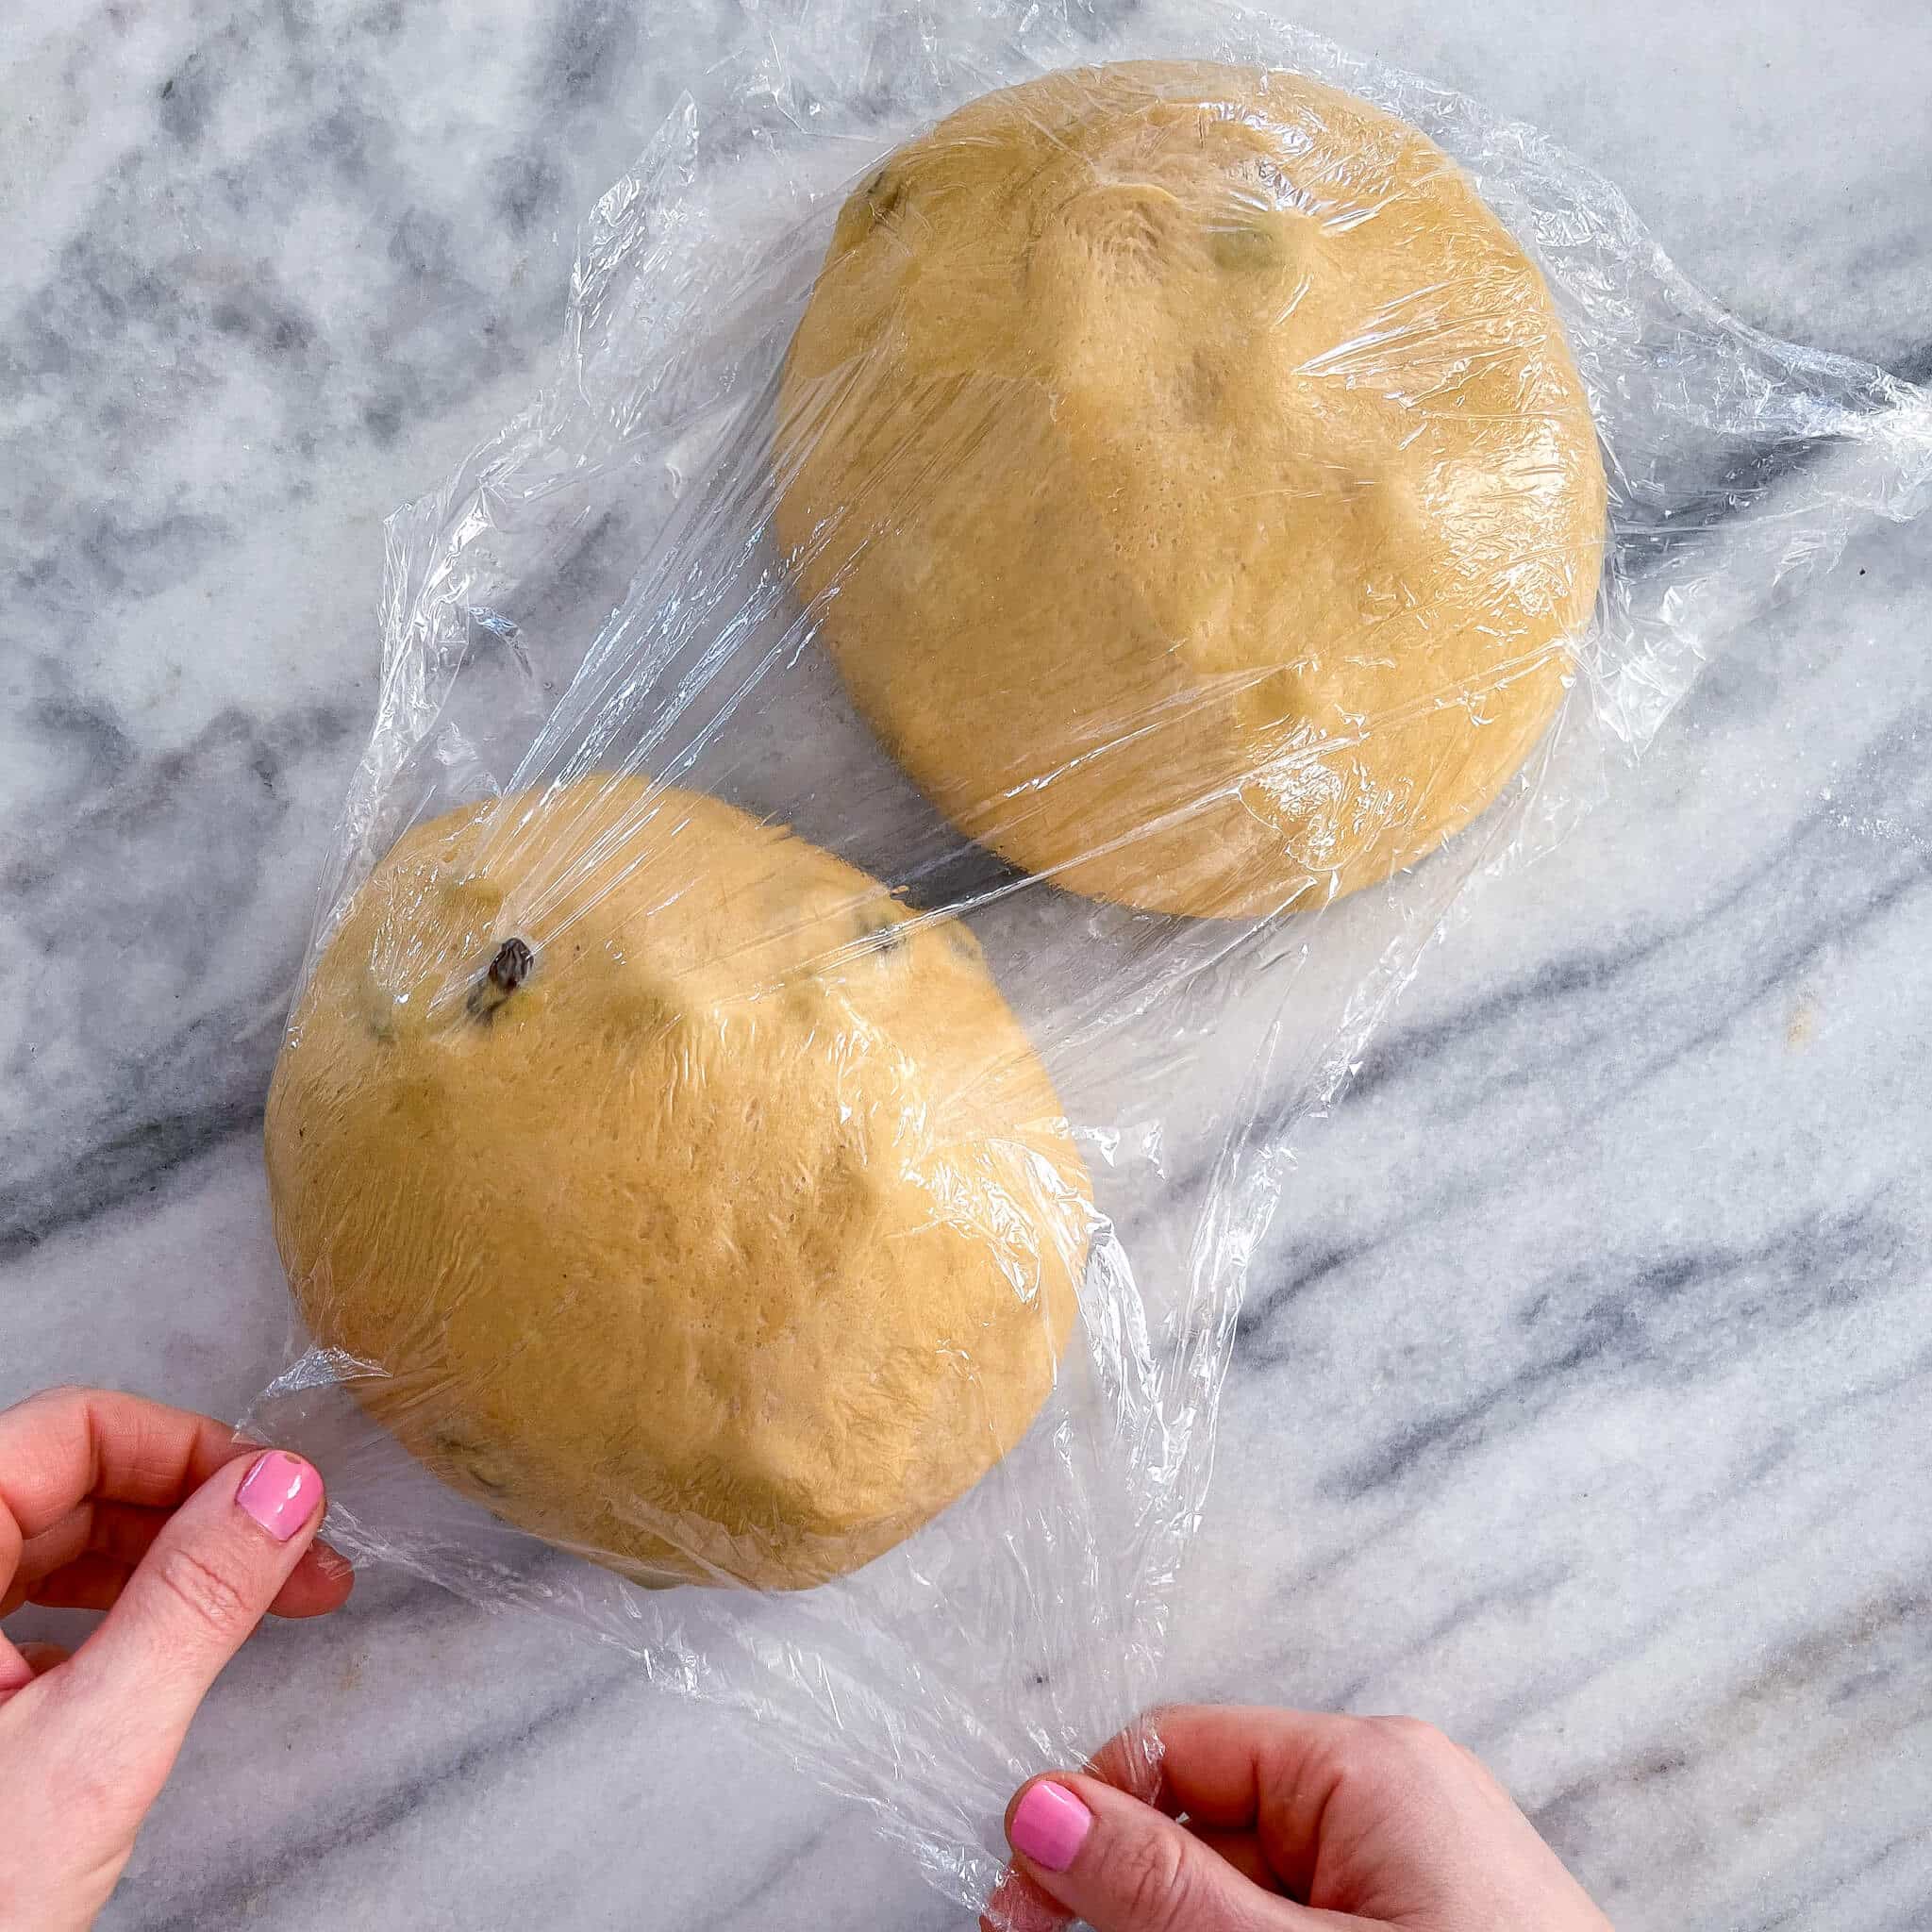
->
[[264, 778, 1089, 1590], [775, 60, 1606, 919]]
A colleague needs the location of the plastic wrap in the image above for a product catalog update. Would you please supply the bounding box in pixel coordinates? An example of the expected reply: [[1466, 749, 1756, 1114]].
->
[[242, 3, 1932, 1916]]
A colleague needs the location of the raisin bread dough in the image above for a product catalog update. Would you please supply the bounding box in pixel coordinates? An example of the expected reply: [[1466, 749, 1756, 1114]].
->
[[264, 778, 1089, 1589], [775, 60, 1606, 918]]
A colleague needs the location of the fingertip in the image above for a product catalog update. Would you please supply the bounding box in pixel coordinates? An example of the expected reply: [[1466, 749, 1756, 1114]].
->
[[1091, 1708, 1169, 1805], [267, 1541, 356, 1619], [313, 1540, 357, 1592], [982, 1862, 1071, 1932]]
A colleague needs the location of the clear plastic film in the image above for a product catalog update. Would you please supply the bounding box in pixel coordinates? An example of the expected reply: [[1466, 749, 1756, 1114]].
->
[[242, 3, 1932, 1916]]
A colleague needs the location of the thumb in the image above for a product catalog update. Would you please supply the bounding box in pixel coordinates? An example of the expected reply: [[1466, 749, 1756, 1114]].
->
[[50, 1449, 325, 1789], [1000, 1775, 1372, 1932]]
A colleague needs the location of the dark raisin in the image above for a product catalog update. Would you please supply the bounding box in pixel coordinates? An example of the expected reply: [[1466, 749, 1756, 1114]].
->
[[490, 937, 534, 990], [467, 935, 535, 1020]]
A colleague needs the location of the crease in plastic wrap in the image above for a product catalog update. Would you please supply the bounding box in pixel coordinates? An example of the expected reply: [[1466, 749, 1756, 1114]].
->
[[242, 2, 1932, 1913]]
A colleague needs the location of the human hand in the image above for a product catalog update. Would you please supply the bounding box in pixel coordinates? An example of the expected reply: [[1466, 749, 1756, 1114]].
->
[[984, 1704, 1612, 1932], [0, 1388, 354, 1931]]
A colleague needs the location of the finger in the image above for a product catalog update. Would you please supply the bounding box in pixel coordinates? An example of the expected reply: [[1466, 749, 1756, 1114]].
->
[[14, 1551, 136, 1610], [0, 1389, 247, 1536], [6, 1500, 169, 1609], [5, 1498, 352, 1619], [1137, 1705, 1362, 1828], [42, 1451, 326, 1792], [1187, 1823, 1280, 1893], [0, 1389, 249, 1613], [0, 1628, 32, 1697], [0, 1636, 69, 1701], [17, 1547, 351, 1619], [1089, 1708, 1171, 1807], [1062, 1704, 1359, 1907], [1004, 1774, 1372, 1932], [980, 1711, 1183, 1931], [270, 1540, 357, 1618], [980, 1709, 1321, 1930], [981, 1862, 1070, 1932]]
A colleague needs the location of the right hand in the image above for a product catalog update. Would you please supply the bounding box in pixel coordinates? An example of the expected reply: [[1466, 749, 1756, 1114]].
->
[[984, 1704, 1613, 1931]]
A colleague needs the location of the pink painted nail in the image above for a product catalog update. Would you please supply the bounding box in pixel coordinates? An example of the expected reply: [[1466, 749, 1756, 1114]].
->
[[234, 1451, 321, 1542], [1009, 1781, 1092, 1873]]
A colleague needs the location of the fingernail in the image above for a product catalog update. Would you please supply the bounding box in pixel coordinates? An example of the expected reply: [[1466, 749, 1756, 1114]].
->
[[1009, 1780, 1092, 1873], [235, 1451, 322, 1542]]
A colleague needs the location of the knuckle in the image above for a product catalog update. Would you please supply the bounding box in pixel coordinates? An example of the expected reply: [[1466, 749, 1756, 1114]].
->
[[1373, 1714, 1454, 1758], [1327, 1735, 1400, 1806], [1360, 1715, 1484, 1791], [149, 1542, 255, 1639], [1109, 1826, 1195, 1932], [3, 1383, 75, 1434], [1326, 1716, 1450, 1803]]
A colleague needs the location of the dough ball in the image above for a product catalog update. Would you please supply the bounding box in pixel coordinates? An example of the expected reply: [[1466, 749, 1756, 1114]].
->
[[775, 60, 1606, 918], [265, 779, 1090, 1590]]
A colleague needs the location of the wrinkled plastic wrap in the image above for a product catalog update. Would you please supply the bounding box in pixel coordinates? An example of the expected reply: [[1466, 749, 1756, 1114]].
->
[[243, 3, 1932, 1915]]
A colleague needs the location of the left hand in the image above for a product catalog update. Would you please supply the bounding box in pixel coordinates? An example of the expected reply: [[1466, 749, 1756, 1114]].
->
[[0, 1387, 355, 1931]]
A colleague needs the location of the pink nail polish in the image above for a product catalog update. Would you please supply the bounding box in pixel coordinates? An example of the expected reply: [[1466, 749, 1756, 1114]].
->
[[235, 1451, 321, 1542], [1009, 1781, 1092, 1873]]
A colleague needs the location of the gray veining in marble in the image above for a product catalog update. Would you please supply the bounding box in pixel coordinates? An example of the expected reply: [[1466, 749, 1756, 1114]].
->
[[3, 1, 1930, 1927]]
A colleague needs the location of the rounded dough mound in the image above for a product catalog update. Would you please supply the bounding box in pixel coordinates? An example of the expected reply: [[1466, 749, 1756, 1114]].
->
[[775, 60, 1606, 919], [265, 778, 1089, 1590]]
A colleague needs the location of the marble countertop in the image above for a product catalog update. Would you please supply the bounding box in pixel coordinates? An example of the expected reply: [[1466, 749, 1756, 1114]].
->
[[5, 2, 1930, 1927]]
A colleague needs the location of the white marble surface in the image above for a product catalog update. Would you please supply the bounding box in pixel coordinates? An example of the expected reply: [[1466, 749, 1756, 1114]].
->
[[4, 2, 1930, 1927]]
